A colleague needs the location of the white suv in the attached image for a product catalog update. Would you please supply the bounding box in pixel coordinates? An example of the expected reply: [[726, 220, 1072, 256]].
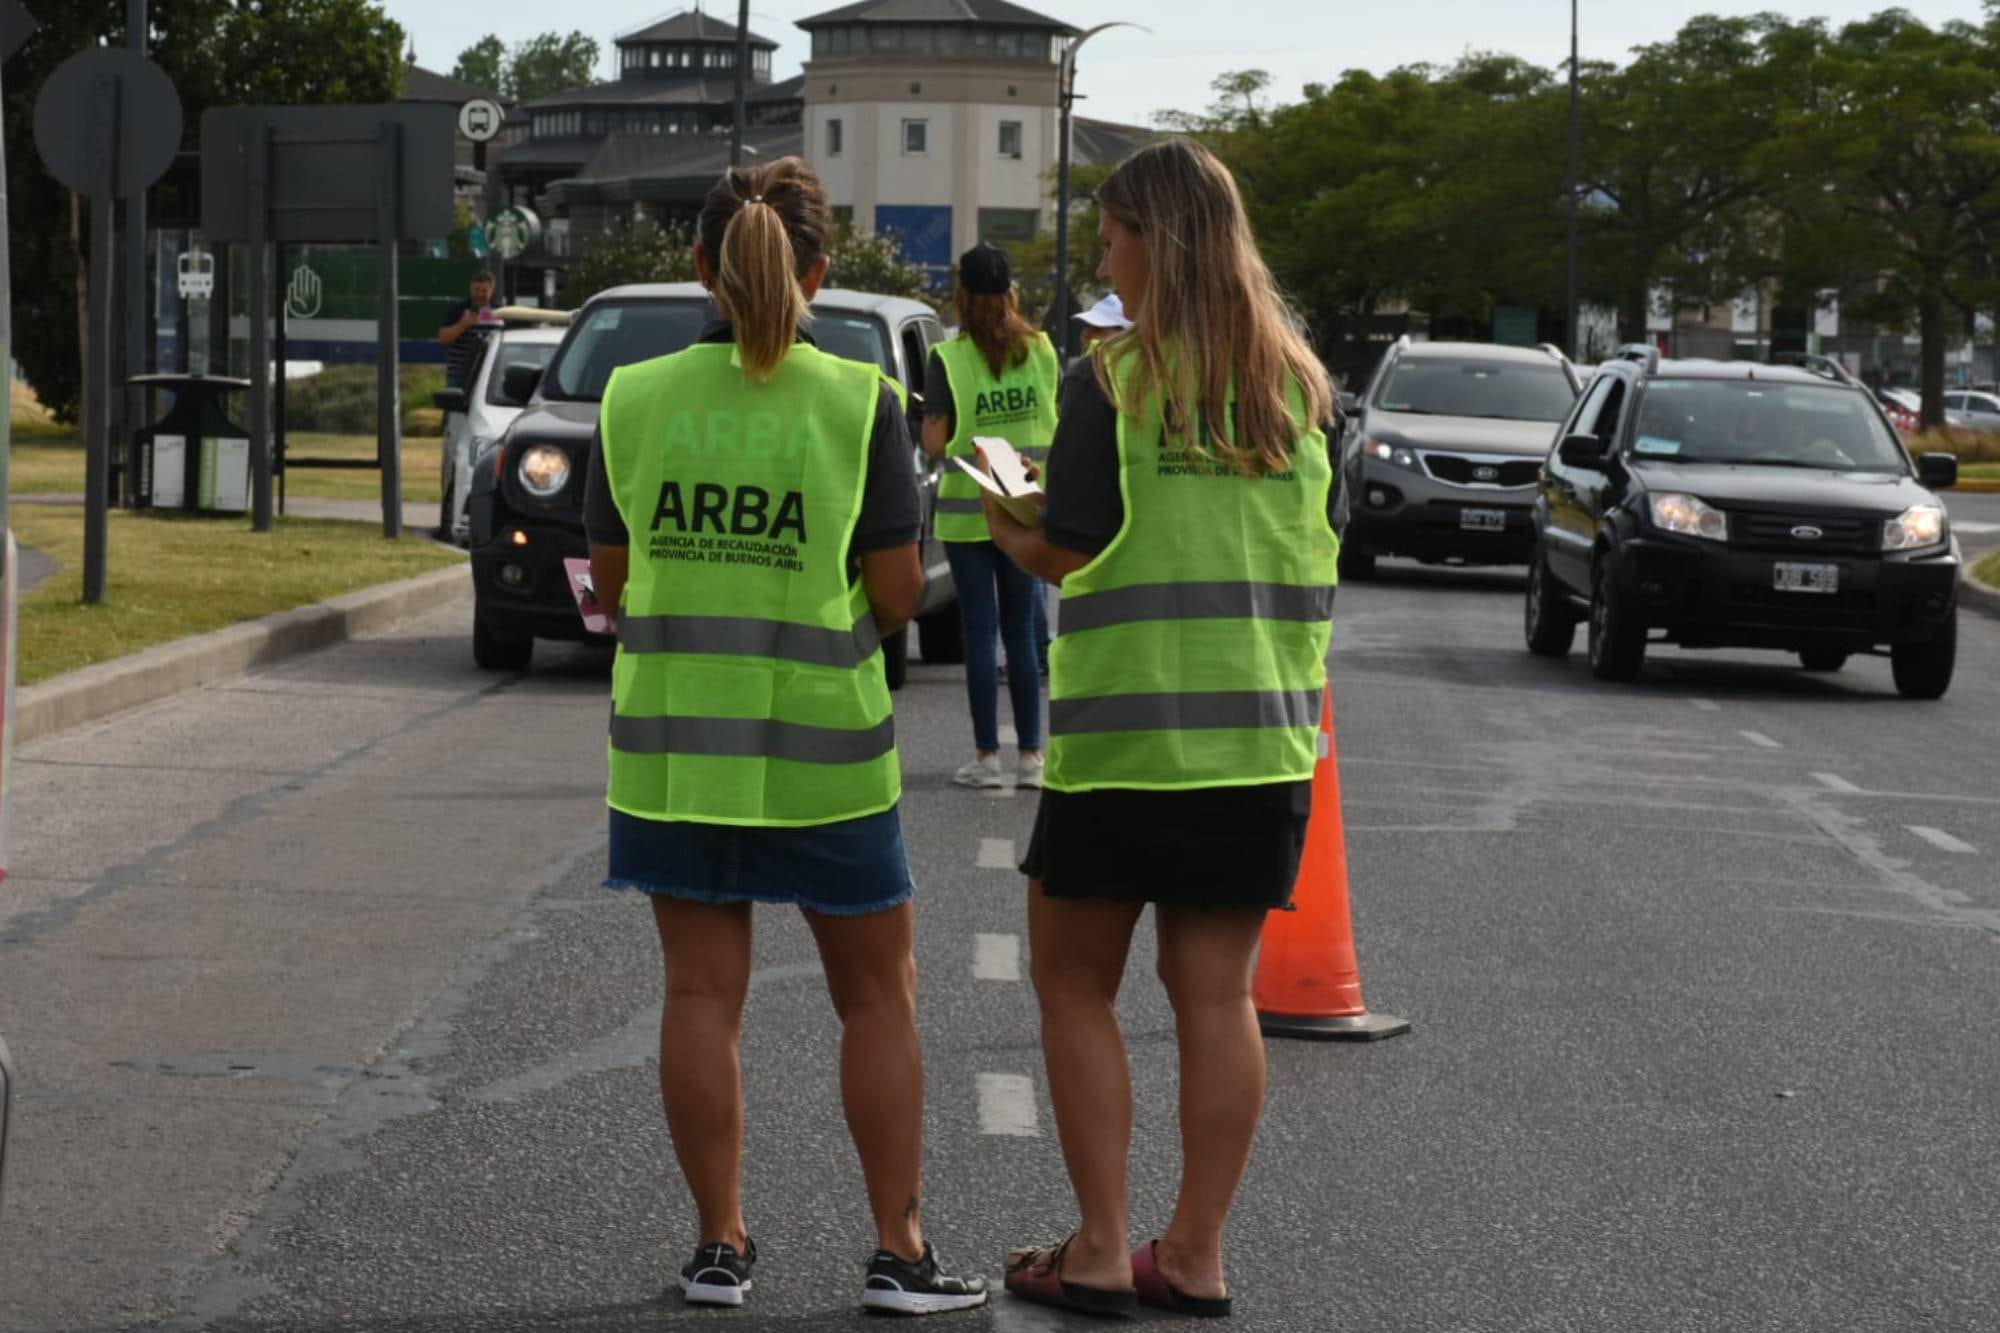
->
[[434, 311, 569, 544]]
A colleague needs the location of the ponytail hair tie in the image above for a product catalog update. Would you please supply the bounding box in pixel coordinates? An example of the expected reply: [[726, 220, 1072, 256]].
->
[[746, 194, 766, 205]]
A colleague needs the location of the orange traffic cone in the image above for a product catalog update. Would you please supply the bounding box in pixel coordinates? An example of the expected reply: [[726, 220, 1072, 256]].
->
[[1254, 683, 1411, 1042]]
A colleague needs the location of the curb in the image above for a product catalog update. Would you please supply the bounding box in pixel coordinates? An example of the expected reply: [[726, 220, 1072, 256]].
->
[[1957, 479, 2000, 494], [15, 563, 472, 746], [1961, 567, 2000, 622]]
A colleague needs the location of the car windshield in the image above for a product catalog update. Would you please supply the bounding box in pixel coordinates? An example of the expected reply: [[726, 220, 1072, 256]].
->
[[485, 340, 558, 406], [543, 300, 897, 401], [1375, 359, 1576, 422], [1628, 379, 1907, 472]]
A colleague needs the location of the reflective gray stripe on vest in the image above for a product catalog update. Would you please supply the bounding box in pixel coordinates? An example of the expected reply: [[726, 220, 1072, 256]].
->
[[936, 498, 985, 515], [1058, 582, 1335, 636], [1050, 688, 1323, 736], [610, 713, 896, 764], [619, 614, 881, 669]]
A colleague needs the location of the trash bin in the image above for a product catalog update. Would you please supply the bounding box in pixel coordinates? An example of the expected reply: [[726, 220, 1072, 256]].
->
[[129, 374, 254, 514]]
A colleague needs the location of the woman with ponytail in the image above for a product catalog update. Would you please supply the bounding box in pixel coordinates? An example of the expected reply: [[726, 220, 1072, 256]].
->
[[582, 158, 987, 1316]]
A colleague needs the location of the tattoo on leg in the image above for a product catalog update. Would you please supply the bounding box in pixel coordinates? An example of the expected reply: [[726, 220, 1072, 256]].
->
[[903, 1195, 921, 1223]]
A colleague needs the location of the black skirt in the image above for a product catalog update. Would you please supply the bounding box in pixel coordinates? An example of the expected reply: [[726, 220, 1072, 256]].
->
[[1019, 781, 1312, 909]]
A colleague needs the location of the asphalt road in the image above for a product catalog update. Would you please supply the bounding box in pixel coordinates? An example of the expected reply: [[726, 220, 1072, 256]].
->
[[4, 565, 1999, 1332]]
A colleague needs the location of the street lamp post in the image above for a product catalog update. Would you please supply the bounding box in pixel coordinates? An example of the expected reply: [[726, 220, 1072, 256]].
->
[[1565, 0, 1580, 361], [1053, 23, 1146, 360], [731, 0, 750, 168]]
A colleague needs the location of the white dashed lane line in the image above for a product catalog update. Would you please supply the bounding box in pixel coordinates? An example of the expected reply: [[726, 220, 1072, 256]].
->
[[1741, 731, 1784, 750], [1908, 826, 1978, 855], [1954, 520, 2000, 535], [973, 933, 1021, 982], [1812, 773, 1863, 793], [977, 1073, 1041, 1137], [977, 837, 1017, 869]]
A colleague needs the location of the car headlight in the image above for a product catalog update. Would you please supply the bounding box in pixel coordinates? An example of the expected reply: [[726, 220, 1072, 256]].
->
[[517, 444, 571, 498], [1650, 492, 1728, 542], [1362, 439, 1420, 470], [1883, 504, 1946, 551]]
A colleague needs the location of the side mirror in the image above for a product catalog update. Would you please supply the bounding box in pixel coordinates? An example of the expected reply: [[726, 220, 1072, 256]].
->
[[1557, 433, 1610, 469], [1918, 451, 1958, 491], [1336, 391, 1359, 418], [431, 387, 469, 414], [500, 362, 544, 405]]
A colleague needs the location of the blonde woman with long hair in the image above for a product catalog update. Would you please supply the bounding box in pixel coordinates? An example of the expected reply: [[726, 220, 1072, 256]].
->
[[584, 157, 987, 1316], [984, 138, 1340, 1319]]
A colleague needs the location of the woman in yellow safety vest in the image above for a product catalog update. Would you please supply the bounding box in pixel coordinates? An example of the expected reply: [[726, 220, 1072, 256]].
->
[[584, 157, 987, 1317], [922, 244, 1060, 790], [983, 138, 1342, 1319]]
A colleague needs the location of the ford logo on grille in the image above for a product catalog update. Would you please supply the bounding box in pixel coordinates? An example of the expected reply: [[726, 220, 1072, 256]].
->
[[1791, 525, 1825, 540], [1473, 465, 1500, 482]]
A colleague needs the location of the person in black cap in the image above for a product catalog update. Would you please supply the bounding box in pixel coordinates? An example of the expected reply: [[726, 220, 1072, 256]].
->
[[922, 245, 1060, 789]]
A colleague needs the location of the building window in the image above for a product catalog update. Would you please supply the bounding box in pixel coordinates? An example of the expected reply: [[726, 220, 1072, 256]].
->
[[908, 25, 932, 53], [998, 30, 1020, 58], [875, 25, 901, 51], [1026, 32, 1051, 61], [936, 26, 964, 55], [999, 120, 1022, 158], [902, 119, 928, 155], [813, 30, 828, 56], [827, 117, 844, 157]]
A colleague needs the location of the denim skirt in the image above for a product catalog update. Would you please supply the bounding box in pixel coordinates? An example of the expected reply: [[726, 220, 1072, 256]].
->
[[604, 805, 915, 917]]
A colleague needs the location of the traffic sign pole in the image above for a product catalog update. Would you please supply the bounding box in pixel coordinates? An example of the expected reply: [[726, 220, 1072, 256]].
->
[[83, 79, 119, 604]]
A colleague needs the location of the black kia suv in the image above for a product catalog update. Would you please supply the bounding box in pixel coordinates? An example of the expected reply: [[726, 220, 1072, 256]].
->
[[1523, 347, 1962, 698], [1340, 338, 1582, 577]]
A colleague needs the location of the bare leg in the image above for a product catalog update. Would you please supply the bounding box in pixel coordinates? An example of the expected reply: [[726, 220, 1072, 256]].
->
[[804, 902, 926, 1260], [1152, 904, 1270, 1299], [1019, 880, 1146, 1290], [650, 895, 754, 1252]]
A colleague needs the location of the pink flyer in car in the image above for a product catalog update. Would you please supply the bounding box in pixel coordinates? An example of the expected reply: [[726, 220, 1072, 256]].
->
[[562, 557, 614, 637]]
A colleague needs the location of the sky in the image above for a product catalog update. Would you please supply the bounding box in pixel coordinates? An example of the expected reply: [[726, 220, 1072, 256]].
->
[[384, 0, 1994, 127]]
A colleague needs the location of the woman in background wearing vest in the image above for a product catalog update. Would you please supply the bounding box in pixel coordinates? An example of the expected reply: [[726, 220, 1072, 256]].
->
[[922, 245, 1060, 789], [585, 158, 988, 1318], [983, 139, 1340, 1319]]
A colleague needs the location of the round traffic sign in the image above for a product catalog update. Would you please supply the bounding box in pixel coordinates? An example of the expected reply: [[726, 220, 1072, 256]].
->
[[33, 47, 182, 198], [487, 206, 542, 260], [458, 97, 504, 143]]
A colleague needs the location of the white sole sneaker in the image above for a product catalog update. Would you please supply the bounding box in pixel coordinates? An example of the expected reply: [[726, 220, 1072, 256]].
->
[[681, 1277, 751, 1307], [861, 1286, 991, 1315]]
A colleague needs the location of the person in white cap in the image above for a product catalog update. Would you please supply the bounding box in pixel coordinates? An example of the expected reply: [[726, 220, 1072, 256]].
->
[[1072, 293, 1133, 349]]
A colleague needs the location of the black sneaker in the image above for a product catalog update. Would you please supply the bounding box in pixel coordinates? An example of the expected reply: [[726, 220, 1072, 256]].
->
[[862, 1242, 991, 1315], [680, 1238, 756, 1308]]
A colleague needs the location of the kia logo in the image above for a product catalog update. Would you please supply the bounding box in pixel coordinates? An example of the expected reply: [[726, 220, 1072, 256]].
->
[[1791, 525, 1824, 540], [1473, 465, 1500, 482]]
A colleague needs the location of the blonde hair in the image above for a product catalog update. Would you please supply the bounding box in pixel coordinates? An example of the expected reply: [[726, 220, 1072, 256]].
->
[[1093, 138, 1330, 474], [698, 157, 829, 381]]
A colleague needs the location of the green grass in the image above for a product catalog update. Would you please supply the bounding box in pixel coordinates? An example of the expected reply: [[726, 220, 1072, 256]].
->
[[1962, 462, 2000, 482], [1906, 428, 2000, 464], [1976, 550, 2000, 590], [10, 505, 463, 685], [5, 431, 442, 504]]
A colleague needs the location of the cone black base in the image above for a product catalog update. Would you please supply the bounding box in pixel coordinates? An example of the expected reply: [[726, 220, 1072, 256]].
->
[[1258, 1009, 1412, 1042]]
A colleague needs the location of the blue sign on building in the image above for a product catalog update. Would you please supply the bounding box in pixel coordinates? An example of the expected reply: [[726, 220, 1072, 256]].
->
[[875, 205, 954, 288]]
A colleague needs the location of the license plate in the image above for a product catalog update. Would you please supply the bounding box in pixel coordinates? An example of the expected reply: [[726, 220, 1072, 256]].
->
[[1459, 507, 1507, 533], [1773, 562, 1839, 594]]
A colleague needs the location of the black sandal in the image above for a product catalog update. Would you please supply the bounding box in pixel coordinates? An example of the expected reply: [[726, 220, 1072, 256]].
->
[[1004, 1235, 1138, 1318]]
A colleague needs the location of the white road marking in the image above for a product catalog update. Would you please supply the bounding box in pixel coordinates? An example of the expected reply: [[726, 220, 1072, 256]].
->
[[998, 724, 1019, 745], [1741, 730, 1784, 750], [973, 933, 1021, 982], [977, 1073, 1040, 1136], [1691, 698, 1722, 712], [1908, 826, 1978, 855], [1953, 520, 2000, 535], [983, 785, 1018, 801], [1812, 773, 1863, 793], [977, 837, 1016, 869]]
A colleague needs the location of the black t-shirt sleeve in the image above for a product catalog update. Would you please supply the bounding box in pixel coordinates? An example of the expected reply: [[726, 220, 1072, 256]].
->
[[582, 424, 625, 546], [440, 299, 469, 332], [851, 381, 922, 554], [1041, 358, 1124, 557], [924, 349, 956, 438]]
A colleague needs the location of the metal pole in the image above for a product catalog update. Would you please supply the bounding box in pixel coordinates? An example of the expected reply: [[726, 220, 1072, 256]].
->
[[730, 0, 749, 168], [84, 80, 120, 604], [247, 124, 273, 532], [274, 241, 287, 516], [1054, 48, 1075, 359], [122, 0, 147, 509], [378, 121, 403, 540], [1565, 0, 1580, 360]]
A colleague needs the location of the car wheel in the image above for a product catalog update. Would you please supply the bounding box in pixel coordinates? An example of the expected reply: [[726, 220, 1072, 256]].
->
[[473, 608, 533, 671], [1524, 546, 1578, 658], [438, 477, 454, 541], [883, 626, 909, 691], [1587, 559, 1646, 682], [1890, 611, 1955, 700], [1339, 544, 1377, 581], [1798, 647, 1849, 672], [917, 604, 964, 664]]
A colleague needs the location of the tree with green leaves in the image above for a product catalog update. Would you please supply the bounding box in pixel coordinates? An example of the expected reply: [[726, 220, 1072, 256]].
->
[[450, 34, 506, 94], [4, 0, 405, 424], [560, 221, 697, 307], [824, 222, 934, 305], [507, 31, 601, 104]]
